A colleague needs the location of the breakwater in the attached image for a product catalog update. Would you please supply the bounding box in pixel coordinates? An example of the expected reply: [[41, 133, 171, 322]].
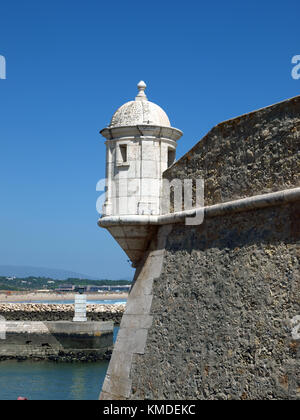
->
[[0, 304, 125, 325], [0, 320, 114, 362]]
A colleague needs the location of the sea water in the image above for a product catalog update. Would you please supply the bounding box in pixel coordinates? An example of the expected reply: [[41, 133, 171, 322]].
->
[[0, 327, 120, 400], [5, 299, 127, 305]]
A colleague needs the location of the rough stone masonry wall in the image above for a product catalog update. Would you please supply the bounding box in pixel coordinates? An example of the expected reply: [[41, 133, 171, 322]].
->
[[126, 96, 300, 400], [100, 96, 300, 400], [164, 95, 300, 206], [129, 201, 300, 400]]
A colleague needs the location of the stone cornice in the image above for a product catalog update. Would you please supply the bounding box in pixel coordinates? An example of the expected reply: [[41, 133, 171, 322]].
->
[[98, 187, 300, 227], [100, 125, 183, 141]]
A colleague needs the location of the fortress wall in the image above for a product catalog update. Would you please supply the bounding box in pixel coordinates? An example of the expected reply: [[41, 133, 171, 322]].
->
[[164, 95, 300, 206], [129, 201, 300, 400], [100, 95, 300, 400], [100, 225, 170, 399]]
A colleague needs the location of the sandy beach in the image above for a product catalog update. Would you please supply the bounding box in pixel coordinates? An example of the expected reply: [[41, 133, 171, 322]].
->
[[0, 291, 128, 303]]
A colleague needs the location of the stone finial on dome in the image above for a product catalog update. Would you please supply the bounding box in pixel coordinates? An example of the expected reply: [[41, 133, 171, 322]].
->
[[105, 80, 180, 129], [135, 80, 147, 101]]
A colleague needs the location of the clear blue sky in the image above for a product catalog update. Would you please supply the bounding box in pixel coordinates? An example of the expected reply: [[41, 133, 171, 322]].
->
[[0, 0, 299, 279]]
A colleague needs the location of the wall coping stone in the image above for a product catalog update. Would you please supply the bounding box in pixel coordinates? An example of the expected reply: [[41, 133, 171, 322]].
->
[[99, 187, 300, 227]]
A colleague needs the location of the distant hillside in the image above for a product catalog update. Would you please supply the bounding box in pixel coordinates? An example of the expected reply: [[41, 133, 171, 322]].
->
[[0, 265, 129, 281], [0, 275, 131, 291]]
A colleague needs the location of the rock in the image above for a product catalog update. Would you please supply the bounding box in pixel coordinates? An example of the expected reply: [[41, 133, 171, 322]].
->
[[0, 303, 125, 325]]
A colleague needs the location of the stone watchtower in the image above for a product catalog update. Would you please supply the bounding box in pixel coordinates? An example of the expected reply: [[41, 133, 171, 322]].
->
[[98, 81, 182, 266]]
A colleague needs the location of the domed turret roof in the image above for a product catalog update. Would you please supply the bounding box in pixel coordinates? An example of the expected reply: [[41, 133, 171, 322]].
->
[[109, 81, 171, 128]]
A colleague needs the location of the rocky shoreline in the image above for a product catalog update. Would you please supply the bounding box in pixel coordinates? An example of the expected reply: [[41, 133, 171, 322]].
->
[[0, 349, 113, 363], [0, 303, 125, 325]]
